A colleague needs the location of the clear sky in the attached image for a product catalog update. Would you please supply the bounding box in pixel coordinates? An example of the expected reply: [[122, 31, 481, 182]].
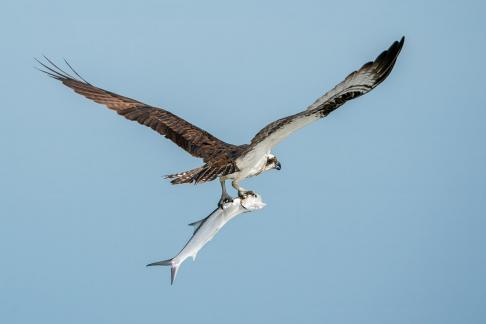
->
[[1, 0, 485, 323]]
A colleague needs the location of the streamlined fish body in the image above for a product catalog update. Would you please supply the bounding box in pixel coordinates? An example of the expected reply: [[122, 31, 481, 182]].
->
[[147, 195, 265, 284]]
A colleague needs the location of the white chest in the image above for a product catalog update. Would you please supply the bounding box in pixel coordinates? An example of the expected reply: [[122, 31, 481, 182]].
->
[[234, 149, 269, 179]]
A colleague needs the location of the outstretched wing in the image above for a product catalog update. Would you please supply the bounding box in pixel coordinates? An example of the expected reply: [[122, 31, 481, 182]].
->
[[37, 58, 236, 163], [248, 37, 404, 153]]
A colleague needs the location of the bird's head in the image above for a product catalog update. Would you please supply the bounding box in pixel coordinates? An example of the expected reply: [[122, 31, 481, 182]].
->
[[265, 154, 281, 171]]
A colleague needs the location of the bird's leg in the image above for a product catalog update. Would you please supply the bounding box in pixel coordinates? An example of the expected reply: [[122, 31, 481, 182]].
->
[[218, 179, 233, 208], [232, 180, 256, 199]]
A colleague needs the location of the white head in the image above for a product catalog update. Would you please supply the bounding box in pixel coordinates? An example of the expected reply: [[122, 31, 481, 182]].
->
[[264, 153, 281, 172]]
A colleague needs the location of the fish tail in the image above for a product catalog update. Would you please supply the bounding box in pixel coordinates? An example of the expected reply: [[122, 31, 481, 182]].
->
[[146, 258, 180, 285]]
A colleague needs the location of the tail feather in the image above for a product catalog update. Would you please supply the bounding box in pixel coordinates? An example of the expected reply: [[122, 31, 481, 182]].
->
[[147, 259, 180, 285], [164, 166, 206, 185], [165, 163, 237, 185]]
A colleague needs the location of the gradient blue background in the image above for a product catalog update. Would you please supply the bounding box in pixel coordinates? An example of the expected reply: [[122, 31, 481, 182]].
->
[[1, 1, 485, 323]]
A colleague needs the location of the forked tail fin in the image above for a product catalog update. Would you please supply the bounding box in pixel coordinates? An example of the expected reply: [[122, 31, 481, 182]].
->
[[146, 259, 180, 285]]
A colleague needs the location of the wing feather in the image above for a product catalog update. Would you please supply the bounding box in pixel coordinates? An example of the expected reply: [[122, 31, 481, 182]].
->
[[248, 37, 404, 152], [38, 58, 236, 163]]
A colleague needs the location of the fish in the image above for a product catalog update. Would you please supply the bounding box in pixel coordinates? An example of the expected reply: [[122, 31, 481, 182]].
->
[[147, 194, 266, 284]]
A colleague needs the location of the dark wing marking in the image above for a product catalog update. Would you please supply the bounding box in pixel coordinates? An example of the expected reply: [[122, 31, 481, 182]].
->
[[37, 57, 236, 163], [248, 37, 404, 152], [305, 36, 405, 113]]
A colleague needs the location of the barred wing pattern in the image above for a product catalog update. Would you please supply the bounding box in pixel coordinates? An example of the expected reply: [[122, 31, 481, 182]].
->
[[165, 162, 239, 184], [37, 58, 237, 164], [249, 37, 404, 153]]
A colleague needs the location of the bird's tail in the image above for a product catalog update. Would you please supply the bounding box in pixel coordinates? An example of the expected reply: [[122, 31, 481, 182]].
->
[[164, 166, 207, 184], [165, 163, 237, 184], [147, 258, 180, 285]]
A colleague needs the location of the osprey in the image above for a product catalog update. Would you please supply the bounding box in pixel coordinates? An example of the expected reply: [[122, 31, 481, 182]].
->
[[38, 37, 404, 207]]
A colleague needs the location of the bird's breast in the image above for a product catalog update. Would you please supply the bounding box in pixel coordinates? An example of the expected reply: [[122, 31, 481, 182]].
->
[[234, 150, 268, 180]]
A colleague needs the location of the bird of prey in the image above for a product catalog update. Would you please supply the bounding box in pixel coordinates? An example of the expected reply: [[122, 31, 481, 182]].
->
[[38, 37, 404, 207]]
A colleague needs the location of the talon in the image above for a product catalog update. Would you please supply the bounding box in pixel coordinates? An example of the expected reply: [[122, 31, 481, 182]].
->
[[239, 190, 256, 199], [218, 195, 233, 208]]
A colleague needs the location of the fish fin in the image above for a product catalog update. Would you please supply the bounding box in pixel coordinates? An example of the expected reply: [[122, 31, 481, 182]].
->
[[188, 215, 209, 234], [170, 265, 179, 285], [146, 259, 180, 285], [146, 259, 172, 266]]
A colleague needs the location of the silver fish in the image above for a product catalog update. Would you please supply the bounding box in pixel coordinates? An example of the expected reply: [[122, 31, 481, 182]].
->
[[147, 194, 265, 284]]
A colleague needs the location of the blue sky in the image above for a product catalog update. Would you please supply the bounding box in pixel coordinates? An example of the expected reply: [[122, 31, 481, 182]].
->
[[1, 0, 485, 323]]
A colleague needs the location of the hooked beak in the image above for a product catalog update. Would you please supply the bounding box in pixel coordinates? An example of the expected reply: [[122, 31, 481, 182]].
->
[[275, 161, 281, 170]]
